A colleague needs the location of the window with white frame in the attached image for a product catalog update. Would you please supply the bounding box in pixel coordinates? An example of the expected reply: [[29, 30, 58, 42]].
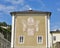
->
[[19, 35, 24, 44], [37, 36, 43, 44]]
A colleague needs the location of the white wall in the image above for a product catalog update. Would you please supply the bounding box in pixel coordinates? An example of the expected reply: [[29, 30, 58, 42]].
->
[[53, 33, 60, 43]]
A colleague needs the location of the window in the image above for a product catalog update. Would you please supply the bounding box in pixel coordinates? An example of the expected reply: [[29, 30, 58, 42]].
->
[[53, 36, 56, 41], [37, 36, 43, 44], [19, 35, 24, 44]]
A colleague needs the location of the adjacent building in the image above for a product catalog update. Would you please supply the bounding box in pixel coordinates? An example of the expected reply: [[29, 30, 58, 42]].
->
[[10, 10, 51, 48], [0, 33, 11, 48], [50, 30, 60, 48]]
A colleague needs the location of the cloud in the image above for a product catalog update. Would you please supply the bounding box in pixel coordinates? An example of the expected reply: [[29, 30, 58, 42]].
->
[[51, 22, 60, 31], [0, 0, 46, 12], [31, 0, 46, 7], [5, 0, 31, 10], [57, 8, 60, 11], [0, 4, 5, 10], [20, 4, 31, 11], [38, 0, 45, 6], [30, 0, 46, 10], [0, 4, 16, 14], [5, 0, 24, 5], [38, 0, 47, 10], [51, 26, 59, 31], [0, 4, 31, 15], [0, 0, 31, 12]]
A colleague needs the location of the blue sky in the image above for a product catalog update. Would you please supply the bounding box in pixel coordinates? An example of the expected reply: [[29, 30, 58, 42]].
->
[[0, 0, 60, 31]]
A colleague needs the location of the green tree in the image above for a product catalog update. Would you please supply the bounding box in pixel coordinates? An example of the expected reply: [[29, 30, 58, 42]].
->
[[0, 22, 11, 42], [0, 22, 7, 26]]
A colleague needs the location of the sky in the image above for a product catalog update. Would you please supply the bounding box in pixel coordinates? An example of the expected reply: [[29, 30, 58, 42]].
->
[[0, 0, 60, 31]]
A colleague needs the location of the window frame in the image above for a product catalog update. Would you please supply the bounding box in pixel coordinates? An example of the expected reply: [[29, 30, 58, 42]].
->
[[37, 35, 43, 44]]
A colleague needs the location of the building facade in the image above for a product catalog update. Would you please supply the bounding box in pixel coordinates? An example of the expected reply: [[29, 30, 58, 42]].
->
[[0, 33, 11, 48], [50, 30, 60, 48], [10, 10, 51, 48]]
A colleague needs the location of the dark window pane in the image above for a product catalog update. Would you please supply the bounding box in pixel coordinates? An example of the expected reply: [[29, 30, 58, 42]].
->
[[53, 36, 56, 41], [20, 36, 23, 43], [38, 36, 42, 43]]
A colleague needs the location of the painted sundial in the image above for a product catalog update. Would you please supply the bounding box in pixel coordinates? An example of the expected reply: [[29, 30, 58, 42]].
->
[[22, 17, 39, 36]]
